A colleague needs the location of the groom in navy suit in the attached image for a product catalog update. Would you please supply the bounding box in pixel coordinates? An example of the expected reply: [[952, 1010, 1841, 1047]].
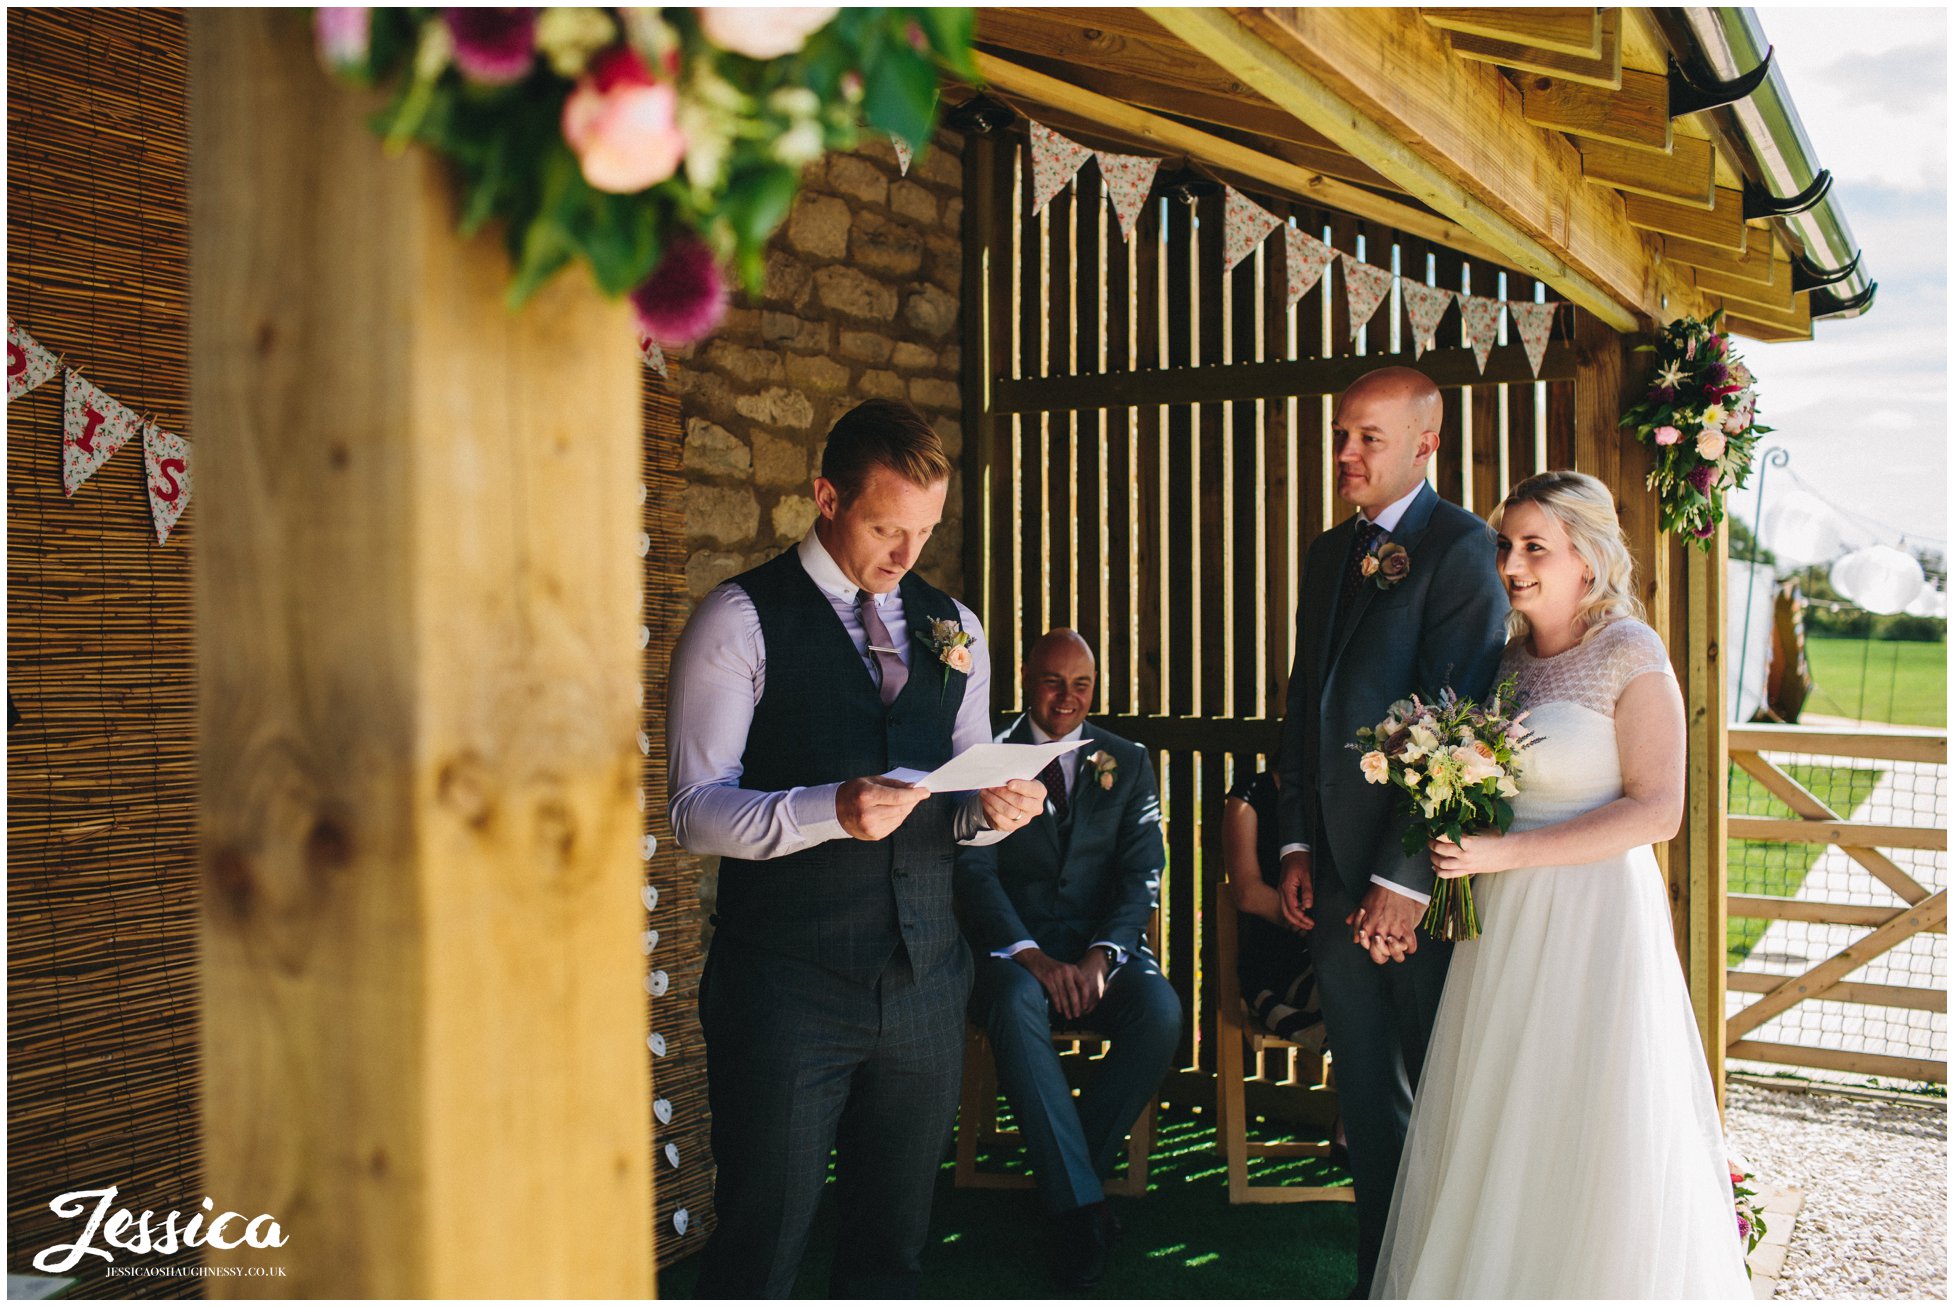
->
[[955, 630, 1179, 1290], [1275, 367, 1508, 1296]]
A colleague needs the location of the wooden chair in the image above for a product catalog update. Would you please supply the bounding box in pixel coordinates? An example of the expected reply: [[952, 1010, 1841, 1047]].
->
[[952, 1023, 1153, 1196], [1213, 892, 1354, 1204]]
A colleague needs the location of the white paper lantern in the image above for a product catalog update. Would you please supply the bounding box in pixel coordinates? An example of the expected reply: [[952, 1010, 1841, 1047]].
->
[[1831, 545, 1924, 615], [1905, 587, 1946, 619], [1759, 493, 1844, 567]]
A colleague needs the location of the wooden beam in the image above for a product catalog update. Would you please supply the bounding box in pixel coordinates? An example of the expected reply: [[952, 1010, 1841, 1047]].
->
[[192, 12, 654, 1296], [1728, 724, 1947, 764], [1726, 1040, 1945, 1085], [991, 343, 1580, 413], [1521, 67, 1671, 152], [1729, 749, 1931, 902], [1421, 7, 1603, 58], [1728, 896, 1947, 932], [1726, 971, 1947, 1010], [1580, 133, 1716, 207], [1726, 892, 1948, 1040], [972, 50, 1509, 266], [1713, 291, 1813, 337], [1444, 6, 1623, 89], [1684, 532, 1729, 1100], [1623, 187, 1749, 249], [1725, 312, 1812, 345], [979, 9, 1262, 104], [1727, 817, 1947, 852], [1145, 7, 1693, 331], [1662, 231, 1782, 285], [1697, 264, 1796, 314]]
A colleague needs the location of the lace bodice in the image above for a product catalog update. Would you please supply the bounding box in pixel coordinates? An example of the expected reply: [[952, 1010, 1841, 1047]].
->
[[1499, 618, 1673, 718]]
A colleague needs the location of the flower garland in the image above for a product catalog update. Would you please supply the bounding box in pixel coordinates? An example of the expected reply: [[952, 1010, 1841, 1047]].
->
[[1619, 311, 1771, 549], [315, 7, 975, 345]]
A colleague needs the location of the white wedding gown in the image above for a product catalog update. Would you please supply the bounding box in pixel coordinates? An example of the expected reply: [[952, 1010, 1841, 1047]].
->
[[1374, 619, 1753, 1299]]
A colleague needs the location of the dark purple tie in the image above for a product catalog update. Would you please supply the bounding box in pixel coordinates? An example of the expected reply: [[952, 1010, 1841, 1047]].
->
[[856, 590, 908, 706], [1340, 517, 1385, 617], [1036, 755, 1070, 823]]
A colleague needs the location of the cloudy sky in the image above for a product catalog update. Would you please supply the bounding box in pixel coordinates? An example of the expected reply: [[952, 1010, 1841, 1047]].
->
[[1732, 6, 1946, 554]]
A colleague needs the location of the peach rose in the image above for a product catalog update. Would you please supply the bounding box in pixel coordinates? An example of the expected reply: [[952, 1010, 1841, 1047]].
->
[[944, 644, 974, 675], [561, 47, 685, 193], [1360, 750, 1390, 785]]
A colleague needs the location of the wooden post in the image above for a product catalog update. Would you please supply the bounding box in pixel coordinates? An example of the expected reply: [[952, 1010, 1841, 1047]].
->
[[1683, 531, 1732, 1106], [191, 12, 653, 1296]]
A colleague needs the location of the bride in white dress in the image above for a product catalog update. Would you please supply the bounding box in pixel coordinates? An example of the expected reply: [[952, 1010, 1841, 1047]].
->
[[1373, 471, 1752, 1299]]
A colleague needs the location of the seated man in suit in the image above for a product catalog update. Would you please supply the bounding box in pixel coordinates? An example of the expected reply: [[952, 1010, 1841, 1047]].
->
[[955, 629, 1181, 1290]]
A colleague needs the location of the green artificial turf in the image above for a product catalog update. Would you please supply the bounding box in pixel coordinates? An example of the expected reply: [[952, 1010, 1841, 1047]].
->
[[1726, 760, 1883, 966], [655, 1098, 1358, 1298], [1802, 636, 1947, 728]]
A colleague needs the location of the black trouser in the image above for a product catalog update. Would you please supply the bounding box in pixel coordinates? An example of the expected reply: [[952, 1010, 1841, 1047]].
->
[[694, 937, 971, 1299]]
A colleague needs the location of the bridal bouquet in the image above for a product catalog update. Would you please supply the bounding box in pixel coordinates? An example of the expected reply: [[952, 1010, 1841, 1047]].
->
[[1352, 678, 1534, 941]]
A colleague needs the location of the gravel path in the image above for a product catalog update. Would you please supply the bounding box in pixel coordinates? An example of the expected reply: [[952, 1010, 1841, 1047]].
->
[[1724, 1080, 1946, 1300]]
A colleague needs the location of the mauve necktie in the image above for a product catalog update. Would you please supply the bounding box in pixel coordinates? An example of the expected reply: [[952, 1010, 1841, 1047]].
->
[[1035, 754, 1070, 823], [855, 589, 908, 706]]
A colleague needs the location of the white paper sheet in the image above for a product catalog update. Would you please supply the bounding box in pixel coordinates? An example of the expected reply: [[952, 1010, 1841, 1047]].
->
[[884, 738, 1092, 792]]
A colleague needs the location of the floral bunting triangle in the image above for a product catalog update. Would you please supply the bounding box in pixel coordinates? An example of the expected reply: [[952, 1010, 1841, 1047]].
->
[[1461, 295, 1505, 374], [1339, 255, 1394, 342], [892, 136, 913, 177], [1283, 226, 1335, 308], [1401, 280, 1454, 359], [639, 333, 668, 380], [1028, 119, 1091, 215], [1093, 149, 1159, 242], [142, 422, 192, 544], [8, 321, 59, 402], [1222, 187, 1281, 272], [1508, 300, 1558, 378], [61, 370, 141, 498]]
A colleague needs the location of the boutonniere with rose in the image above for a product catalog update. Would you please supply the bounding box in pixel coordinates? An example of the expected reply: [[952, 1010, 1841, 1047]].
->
[[920, 617, 974, 697], [1085, 749, 1118, 791], [1362, 538, 1411, 591]]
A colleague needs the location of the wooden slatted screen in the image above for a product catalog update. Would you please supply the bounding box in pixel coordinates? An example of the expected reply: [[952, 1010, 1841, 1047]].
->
[[962, 129, 1578, 1068], [7, 8, 202, 1298]]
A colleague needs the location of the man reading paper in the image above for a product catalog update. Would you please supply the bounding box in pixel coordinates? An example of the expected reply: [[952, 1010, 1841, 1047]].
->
[[668, 400, 1043, 1298]]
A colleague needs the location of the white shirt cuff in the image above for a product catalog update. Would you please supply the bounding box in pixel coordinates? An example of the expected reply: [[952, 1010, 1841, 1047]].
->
[[1278, 842, 1311, 858], [1088, 939, 1127, 964], [995, 939, 1038, 959], [1372, 874, 1430, 906]]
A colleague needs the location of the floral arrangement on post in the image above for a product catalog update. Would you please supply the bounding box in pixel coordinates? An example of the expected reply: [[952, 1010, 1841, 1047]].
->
[[314, 7, 976, 346], [1618, 310, 1772, 548], [1352, 678, 1534, 941], [1731, 1157, 1768, 1276]]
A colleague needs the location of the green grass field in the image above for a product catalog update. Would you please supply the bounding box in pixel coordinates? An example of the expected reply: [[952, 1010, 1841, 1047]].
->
[[1726, 761, 1883, 966], [1801, 636, 1947, 728]]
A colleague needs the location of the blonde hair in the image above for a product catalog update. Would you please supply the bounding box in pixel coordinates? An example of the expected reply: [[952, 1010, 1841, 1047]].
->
[[1490, 470, 1643, 643]]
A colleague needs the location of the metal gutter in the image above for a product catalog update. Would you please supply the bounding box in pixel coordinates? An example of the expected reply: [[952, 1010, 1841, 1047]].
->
[[1660, 8, 1876, 321]]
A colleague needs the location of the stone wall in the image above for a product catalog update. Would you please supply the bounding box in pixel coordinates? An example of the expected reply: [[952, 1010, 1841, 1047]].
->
[[672, 131, 966, 608]]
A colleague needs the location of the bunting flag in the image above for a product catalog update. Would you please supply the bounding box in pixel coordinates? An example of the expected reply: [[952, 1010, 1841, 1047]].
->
[[639, 333, 668, 380], [1283, 226, 1335, 309], [1401, 280, 1454, 359], [1508, 300, 1558, 378], [1461, 295, 1505, 374], [61, 370, 140, 498], [1093, 149, 1159, 242], [141, 422, 192, 544], [1340, 255, 1394, 342], [8, 320, 59, 402], [1222, 187, 1281, 272], [892, 136, 912, 177], [1028, 119, 1091, 214]]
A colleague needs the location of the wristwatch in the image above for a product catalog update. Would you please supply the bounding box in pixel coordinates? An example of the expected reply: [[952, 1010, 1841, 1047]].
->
[[1094, 944, 1119, 965]]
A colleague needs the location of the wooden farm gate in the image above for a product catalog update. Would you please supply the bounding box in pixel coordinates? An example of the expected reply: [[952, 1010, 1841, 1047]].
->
[[957, 125, 1591, 1071], [1725, 724, 1948, 1085]]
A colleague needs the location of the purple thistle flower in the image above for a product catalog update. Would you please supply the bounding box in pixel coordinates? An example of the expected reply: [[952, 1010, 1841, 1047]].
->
[[1706, 362, 1728, 385], [631, 234, 729, 346], [1652, 385, 1676, 402], [444, 9, 538, 85], [1693, 518, 1717, 538], [1688, 462, 1718, 494], [1737, 1215, 1751, 1241]]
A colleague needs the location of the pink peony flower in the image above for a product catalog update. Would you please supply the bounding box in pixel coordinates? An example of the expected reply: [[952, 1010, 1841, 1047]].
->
[[631, 234, 728, 345], [1697, 429, 1727, 460], [1653, 425, 1682, 446], [444, 8, 538, 85], [697, 7, 839, 60], [562, 47, 686, 193], [314, 7, 372, 71]]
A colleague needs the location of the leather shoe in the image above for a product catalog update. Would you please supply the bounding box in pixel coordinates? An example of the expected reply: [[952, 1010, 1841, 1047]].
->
[[1049, 1201, 1113, 1291]]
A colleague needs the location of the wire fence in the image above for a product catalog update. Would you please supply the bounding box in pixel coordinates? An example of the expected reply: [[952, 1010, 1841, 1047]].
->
[[1726, 745, 1947, 1086]]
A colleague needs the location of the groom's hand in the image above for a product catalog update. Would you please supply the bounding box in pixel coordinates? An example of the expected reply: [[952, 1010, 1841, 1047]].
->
[[1348, 883, 1423, 964], [978, 776, 1045, 835], [1277, 851, 1315, 932], [837, 775, 930, 841]]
